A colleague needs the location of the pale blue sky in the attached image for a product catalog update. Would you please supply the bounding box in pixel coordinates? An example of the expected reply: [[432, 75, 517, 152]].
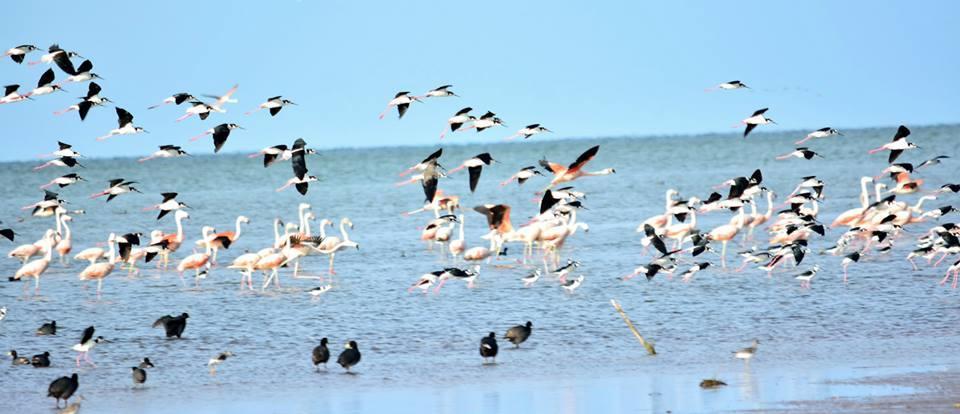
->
[[0, 1, 956, 161]]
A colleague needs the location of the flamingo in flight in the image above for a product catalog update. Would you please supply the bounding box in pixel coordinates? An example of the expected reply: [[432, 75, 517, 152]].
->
[[539, 145, 615, 190]]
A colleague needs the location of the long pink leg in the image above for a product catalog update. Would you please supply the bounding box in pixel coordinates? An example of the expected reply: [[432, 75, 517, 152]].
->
[[75, 353, 82, 367], [794, 136, 812, 145], [175, 113, 194, 122]]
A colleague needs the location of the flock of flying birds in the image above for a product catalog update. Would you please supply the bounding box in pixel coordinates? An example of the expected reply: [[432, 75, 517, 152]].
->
[[2, 44, 960, 410]]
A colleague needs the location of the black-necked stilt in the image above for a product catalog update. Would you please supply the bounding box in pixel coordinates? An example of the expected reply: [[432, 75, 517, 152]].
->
[[276, 138, 317, 195], [440, 107, 475, 139], [39, 172, 84, 191], [64, 60, 102, 83], [31, 44, 83, 72], [423, 84, 457, 98], [152, 312, 189, 338], [868, 125, 916, 163], [138, 145, 188, 162], [0, 84, 29, 104], [680, 262, 711, 282], [72, 326, 105, 367], [463, 111, 505, 132], [5, 44, 38, 64], [795, 127, 842, 145], [47, 373, 79, 408], [54, 83, 110, 121], [480, 332, 498, 363], [28, 69, 65, 97], [420, 159, 442, 204], [521, 269, 541, 286], [734, 339, 759, 361], [794, 265, 820, 288], [312, 338, 330, 371], [39, 141, 81, 159], [90, 179, 141, 202], [741, 108, 775, 138], [249, 144, 316, 168], [398, 148, 443, 177], [34, 156, 83, 171], [501, 166, 543, 186], [147, 92, 197, 110], [408, 271, 441, 293], [96, 107, 147, 141], [937, 184, 960, 194], [246, 96, 296, 116], [917, 155, 950, 170], [922, 205, 957, 220], [146, 193, 188, 220], [561, 275, 584, 293], [506, 124, 551, 140], [775, 147, 823, 161], [841, 252, 860, 282], [708, 80, 749, 91], [31, 351, 51, 368], [436, 266, 480, 290], [449, 153, 496, 193], [207, 351, 233, 375], [378, 91, 421, 119], [504, 321, 532, 348], [337, 341, 361, 372], [176, 101, 216, 122], [189, 123, 243, 153]]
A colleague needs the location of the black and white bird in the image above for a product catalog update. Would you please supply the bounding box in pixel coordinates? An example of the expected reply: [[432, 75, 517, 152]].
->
[[378, 91, 421, 119], [679, 262, 711, 282], [506, 124, 551, 140], [200, 84, 240, 113], [437, 266, 480, 289], [312, 338, 330, 371], [868, 125, 917, 163], [40, 173, 85, 190], [464, 111, 505, 132], [423, 84, 458, 98], [561, 275, 584, 293], [189, 123, 243, 153], [72, 326, 105, 367], [39, 141, 82, 159], [249, 144, 315, 167], [448, 153, 496, 193], [551, 259, 581, 282], [937, 184, 960, 194], [841, 252, 861, 282], [504, 321, 533, 348], [420, 158, 443, 204], [28, 69, 65, 97], [734, 339, 759, 361], [246, 96, 296, 116], [90, 179, 141, 202], [741, 108, 775, 138], [337, 341, 361, 372], [37, 320, 57, 335], [501, 166, 543, 186], [8, 350, 30, 364], [152, 312, 189, 338], [775, 147, 823, 161], [922, 205, 957, 220], [5, 44, 39, 64], [917, 155, 950, 170], [138, 358, 155, 369], [440, 107, 475, 139], [147, 93, 198, 110], [63, 60, 102, 83], [146, 192, 188, 220], [399, 148, 443, 177], [479, 332, 498, 363], [795, 127, 842, 145], [794, 265, 820, 288], [176, 101, 216, 122], [0, 84, 29, 104], [47, 373, 79, 408], [207, 351, 233, 375], [276, 138, 317, 195], [131, 366, 147, 386], [521, 269, 541, 286], [33, 156, 82, 171], [0, 306, 6, 321], [709, 80, 749, 91], [34, 44, 83, 72], [54, 82, 110, 121], [138, 145, 189, 162], [96, 107, 147, 141]]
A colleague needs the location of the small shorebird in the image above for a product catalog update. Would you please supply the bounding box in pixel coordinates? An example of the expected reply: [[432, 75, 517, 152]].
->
[[90, 179, 141, 202], [842, 252, 860, 283], [561, 275, 584, 293], [72, 326, 106, 367], [63, 60, 103, 83], [795, 127, 842, 145], [707, 80, 749, 91], [96, 108, 147, 141], [795, 265, 820, 288], [505, 124, 551, 140], [28, 69, 66, 97], [138, 145, 188, 162], [0, 84, 29, 104], [145, 193, 188, 220], [501, 166, 543, 186], [5, 44, 39, 64], [245, 96, 296, 116], [462, 111, 505, 132], [775, 147, 823, 161], [207, 351, 233, 375], [189, 123, 243, 153], [741, 108, 775, 138], [423, 84, 458, 98], [734, 339, 759, 361], [147, 92, 197, 109], [378, 91, 421, 119], [448, 153, 496, 193], [439, 107, 475, 139], [868, 125, 917, 164]]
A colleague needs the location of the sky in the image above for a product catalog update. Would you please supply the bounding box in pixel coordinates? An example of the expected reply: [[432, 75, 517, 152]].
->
[[0, 1, 956, 161]]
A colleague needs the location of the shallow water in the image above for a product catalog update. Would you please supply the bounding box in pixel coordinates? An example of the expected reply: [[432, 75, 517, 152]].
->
[[1, 125, 958, 413]]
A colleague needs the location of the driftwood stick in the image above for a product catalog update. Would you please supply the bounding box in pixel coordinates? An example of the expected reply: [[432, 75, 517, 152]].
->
[[610, 299, 656, 355]]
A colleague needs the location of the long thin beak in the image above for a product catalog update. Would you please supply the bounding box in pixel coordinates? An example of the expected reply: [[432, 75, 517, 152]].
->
[[288, 101, 298, 106], [237, 126, 246, 130]]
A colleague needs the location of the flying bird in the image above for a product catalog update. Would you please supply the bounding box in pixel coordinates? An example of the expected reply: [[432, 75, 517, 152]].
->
[[28, 69, 66, 97], [775, 147, 824, 160], [462, 111, 506, 132], [138, 145, 189, 162], [795, 127, 842, 145], [448, 153, 496, 192], [540, 145, 615, 189], [505, 124, 551, 140], [741, 108, 775, 138], [90, 179, 141, 202], [867, 125, 916, 163], [276, 138, 317, 195], [440, 107, 475, 139], [378, 91, 421, 119], [96, 107, 147, 141], [245, 96, 296, 116], [423, 84, 458, 98], [4, 44, 39, 64], [189, 123, 243, 153], [500, 166, 543, 186], [147, 92, 197, 109]]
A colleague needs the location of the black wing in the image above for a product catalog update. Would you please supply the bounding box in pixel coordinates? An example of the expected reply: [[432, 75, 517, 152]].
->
[[269, 107, 282, 116], [3, 84, 18, 96], [421, 148, 443, 164], [539, 190, 561, 214], [421, 163, 439, 203], [0, 228, 14, 242], [468, 166, 483, 193], [107, 178, 124, 188], [78, 101, 93, 121], [567, 145, 600, 171], [480, 111, 495, 120], [75, 59, 92, 74], [38, 68, 55, 87], [295, 182, 309, 196], [291, 138, 308, 179], [161, 192, 178, 202], [455, 107, 472, 116], [752, 108, 769, 116], [212, 124, 231, 153], [397, 103, 409, 119], [116, 107, 134, 127], [893, 125, 910, 141], [743, 123, 758, 138], [888, 149, 903, 164], [86, 82, 101, 99], [79, 326, 94, 345], [58, 141, 72, 150], [52, 53, 76, 75]]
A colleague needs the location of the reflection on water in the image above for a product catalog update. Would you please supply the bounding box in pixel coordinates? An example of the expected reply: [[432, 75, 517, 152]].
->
[[0, 125, 957, 413]]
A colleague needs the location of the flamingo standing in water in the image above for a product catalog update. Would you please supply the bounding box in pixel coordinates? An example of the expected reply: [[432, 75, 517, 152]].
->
[[55, 213, 73, 264], [831, 177, 874, 228], [449, 214, 467, 259], [79, 233, 117, 297], [10, 231, 56, 292], [154, 210, 190, 269], [317, 219, 358, 274], [178, 227, 214, 285], [539, 145, 615, 190], [709, 205, 749, 268], [196, 215, 249, 265]]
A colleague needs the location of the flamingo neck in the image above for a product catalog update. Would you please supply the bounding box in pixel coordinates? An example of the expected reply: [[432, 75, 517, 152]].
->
[[175, 214, 185, 242], [874, 184, 884, 203], [764, 193, 774, 218], [273, 219, 281, 248], [340, 220, 350, 241], [106, 238, 116, 264], [234, 217, 243, 240], [457, 215, 465, 241], [860, 179, 870, 208], [61, 217, 71, 241], [318, 221, 329, 238]]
